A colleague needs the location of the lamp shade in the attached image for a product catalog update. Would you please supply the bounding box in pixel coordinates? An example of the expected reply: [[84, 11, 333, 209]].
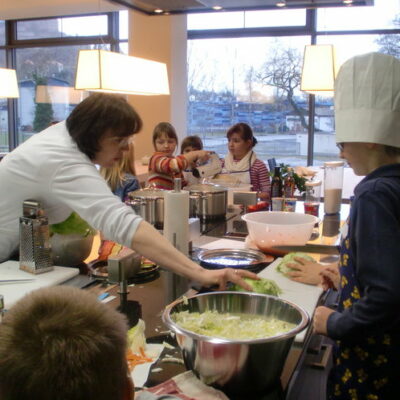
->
[[0, 68, 19, 98], [36, 85, 88, 104], [300, 45, 338, 94], [74, 50, 170, 96]]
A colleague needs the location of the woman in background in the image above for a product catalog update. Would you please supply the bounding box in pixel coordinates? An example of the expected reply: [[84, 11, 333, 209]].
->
[[100, 140, 139, 201], [219, 122, 271, 200], [147, 122, 209, 189]]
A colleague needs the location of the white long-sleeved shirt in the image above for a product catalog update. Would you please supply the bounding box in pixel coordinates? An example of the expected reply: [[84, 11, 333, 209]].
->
[[0, 121, 142, 262]]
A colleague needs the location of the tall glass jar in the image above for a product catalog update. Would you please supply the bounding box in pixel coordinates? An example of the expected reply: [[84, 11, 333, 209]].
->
[[323, 161, 344, 214]]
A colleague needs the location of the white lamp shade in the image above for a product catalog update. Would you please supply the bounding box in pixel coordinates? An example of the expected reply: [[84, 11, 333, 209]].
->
[[75, 50, 170, 96], [36, 85, 88, 104], [300, 45, 338, 94], [0, 68, 19, 98]]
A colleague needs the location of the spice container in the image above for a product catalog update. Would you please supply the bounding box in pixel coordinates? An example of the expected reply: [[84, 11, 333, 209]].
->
[[304, 180, 322, 217]]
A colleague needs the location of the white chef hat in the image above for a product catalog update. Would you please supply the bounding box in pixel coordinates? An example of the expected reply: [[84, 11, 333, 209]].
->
[[334, 52, 400, 148]]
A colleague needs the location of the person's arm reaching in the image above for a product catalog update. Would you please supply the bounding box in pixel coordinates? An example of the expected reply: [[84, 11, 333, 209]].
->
[[130, 220, 258, 290]]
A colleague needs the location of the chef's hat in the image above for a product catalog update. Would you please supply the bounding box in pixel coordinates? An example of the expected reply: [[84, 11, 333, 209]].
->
[[334, 52, 400, 148]]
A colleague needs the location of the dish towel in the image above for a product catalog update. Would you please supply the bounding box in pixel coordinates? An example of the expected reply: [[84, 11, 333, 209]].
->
[[136, 371, 229, 400]]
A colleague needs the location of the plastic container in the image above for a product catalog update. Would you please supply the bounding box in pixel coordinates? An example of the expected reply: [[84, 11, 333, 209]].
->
[[304, 180, 322, 217], [323, 161, 344, 214]]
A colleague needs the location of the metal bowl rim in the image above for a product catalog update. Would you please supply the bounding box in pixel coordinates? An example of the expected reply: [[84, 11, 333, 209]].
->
[[162, 291, 310, 344]]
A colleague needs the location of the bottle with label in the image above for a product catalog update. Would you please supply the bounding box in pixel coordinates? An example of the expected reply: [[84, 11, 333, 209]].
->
[[283, 169, 295, 198], [270, 166, 283, 198]]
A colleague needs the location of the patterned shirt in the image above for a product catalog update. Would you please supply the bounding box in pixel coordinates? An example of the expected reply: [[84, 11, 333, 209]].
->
[[147, 152, 188, 190]]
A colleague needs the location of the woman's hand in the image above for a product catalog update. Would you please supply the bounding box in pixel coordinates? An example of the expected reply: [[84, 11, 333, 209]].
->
[[313, 306, 334, 335], [320, 265, 340, 291], [198, 268, 260, 291], [285, 257, 326, 285]]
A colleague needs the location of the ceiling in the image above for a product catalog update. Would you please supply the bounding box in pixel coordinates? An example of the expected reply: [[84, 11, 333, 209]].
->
[[0, 0, 374, 20], [109, 0, 374, 15]]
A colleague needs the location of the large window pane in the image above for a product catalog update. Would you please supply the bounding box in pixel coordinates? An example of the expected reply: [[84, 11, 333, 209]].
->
[[17, 15, 108, 40], [119, 10, 128, 40], [317, 0, 400, 31], [0, 50, 8, 152], [0, 21, 5, 45], [188, 9, 306, 30], [188, 36, 310, 167], [15, 44, 108, 144]]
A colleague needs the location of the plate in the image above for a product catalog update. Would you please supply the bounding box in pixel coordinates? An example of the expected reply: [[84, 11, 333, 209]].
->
[[197, 248, 273, 272]]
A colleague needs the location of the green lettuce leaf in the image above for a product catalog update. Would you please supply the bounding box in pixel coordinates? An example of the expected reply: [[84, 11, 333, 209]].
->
[[276, 252, 315, 276], [230, 277, 282, 296], [50, 212, 96, 237]]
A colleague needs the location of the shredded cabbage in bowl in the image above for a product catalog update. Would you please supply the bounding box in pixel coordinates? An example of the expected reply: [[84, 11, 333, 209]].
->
[[172, 310, 295, 340]]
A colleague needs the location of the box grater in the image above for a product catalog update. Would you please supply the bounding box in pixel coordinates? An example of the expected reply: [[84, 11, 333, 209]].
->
[[19, 200, 53, 274]]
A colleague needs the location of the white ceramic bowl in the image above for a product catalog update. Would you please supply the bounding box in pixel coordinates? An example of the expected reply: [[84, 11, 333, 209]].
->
[[242, 211, 319, 252]]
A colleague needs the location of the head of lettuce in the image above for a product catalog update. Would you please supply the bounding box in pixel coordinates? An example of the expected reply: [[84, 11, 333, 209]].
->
[[50, 212, 96, 266]]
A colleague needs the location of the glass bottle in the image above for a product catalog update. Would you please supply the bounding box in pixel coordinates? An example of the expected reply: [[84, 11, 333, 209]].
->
[[271, 166, 283, 198], [283, 169, 295, 198]]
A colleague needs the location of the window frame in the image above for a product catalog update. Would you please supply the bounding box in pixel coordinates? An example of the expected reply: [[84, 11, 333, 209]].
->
[[0, 12, 123, 151], [187, 8, 400, 165]]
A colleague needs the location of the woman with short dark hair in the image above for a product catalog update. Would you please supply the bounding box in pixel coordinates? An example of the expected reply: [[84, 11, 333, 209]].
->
[[0, 94, 256, 292]]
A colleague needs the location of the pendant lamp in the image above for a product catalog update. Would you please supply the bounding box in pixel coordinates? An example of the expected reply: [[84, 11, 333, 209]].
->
[[74, 50, 170, 96], [300, 45, 338, 94], [0, 68, 20, 98]]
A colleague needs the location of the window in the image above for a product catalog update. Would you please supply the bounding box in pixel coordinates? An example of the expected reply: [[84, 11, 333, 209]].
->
[[187, 1, 400, 166], [188, 36, 310, 167], [0, 11, 126, 152]]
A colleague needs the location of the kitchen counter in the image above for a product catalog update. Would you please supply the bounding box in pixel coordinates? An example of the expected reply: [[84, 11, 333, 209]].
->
[[96, 203, 347, 399]]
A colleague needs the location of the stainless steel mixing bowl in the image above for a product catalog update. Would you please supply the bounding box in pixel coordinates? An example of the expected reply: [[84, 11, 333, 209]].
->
[[162, 291, 309, 397]]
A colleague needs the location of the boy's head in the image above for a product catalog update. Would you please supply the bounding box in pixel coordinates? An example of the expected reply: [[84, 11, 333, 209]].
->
[[335, 52, 400, 150], [0, 286, 131, 400], [181, 135, 203, 154]]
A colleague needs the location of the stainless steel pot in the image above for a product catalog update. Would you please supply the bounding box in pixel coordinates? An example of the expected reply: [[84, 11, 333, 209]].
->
[[162, 292, 309, 397], [126, 188, 167, 229], [186, 183, 227, 221]]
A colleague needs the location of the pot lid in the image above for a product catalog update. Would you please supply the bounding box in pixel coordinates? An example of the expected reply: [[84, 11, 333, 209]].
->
[[186, 183, 227, 193], [127, 188, 168, 198]]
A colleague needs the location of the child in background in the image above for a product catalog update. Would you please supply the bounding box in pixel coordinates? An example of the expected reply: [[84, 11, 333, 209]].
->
[[100, 141, 139, 201], [181, 135, 204, 186], [180, 135, 203, 154], [147, 122, 209, 190]]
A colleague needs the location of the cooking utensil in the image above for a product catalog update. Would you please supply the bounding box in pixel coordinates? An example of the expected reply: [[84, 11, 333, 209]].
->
[[0, 278, 35, 284], [162, 292, 309, 397], [186, 183, 227, 221], [242, 211, 319, 253], [271, 244, 340, 254], [197, 248, 273, 272], [126, 188, 167, 229]]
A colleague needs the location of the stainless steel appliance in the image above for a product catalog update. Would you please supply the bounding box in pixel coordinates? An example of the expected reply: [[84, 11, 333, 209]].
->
[[186, 183, 227, 221], [19, 200, 53, 274]]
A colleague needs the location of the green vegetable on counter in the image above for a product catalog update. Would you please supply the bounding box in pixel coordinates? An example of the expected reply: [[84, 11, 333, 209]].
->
[[230, 277, 282, 297], [50, 212, 96, 237], [276, 252, 315, 276]]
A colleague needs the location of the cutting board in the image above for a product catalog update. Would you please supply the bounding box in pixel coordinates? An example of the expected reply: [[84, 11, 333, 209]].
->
[[0, 261, 80, 308], [258, 258, 322, 343], [200, 239, 323, 343]]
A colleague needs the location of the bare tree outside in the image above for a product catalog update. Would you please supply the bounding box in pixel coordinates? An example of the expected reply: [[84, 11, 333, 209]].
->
[[257, 45, 308, 129], [376, 15, 400, 58]]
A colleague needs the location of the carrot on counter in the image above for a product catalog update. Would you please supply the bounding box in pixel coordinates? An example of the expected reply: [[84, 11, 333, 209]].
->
[[126, 347, 153, 371]]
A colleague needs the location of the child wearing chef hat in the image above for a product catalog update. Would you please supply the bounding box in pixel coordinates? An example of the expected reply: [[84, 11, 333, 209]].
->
[[314, 52, 400, 400]]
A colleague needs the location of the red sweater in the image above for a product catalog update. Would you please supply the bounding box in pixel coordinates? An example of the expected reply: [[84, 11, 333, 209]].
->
[[147, 152, 188, 190]]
